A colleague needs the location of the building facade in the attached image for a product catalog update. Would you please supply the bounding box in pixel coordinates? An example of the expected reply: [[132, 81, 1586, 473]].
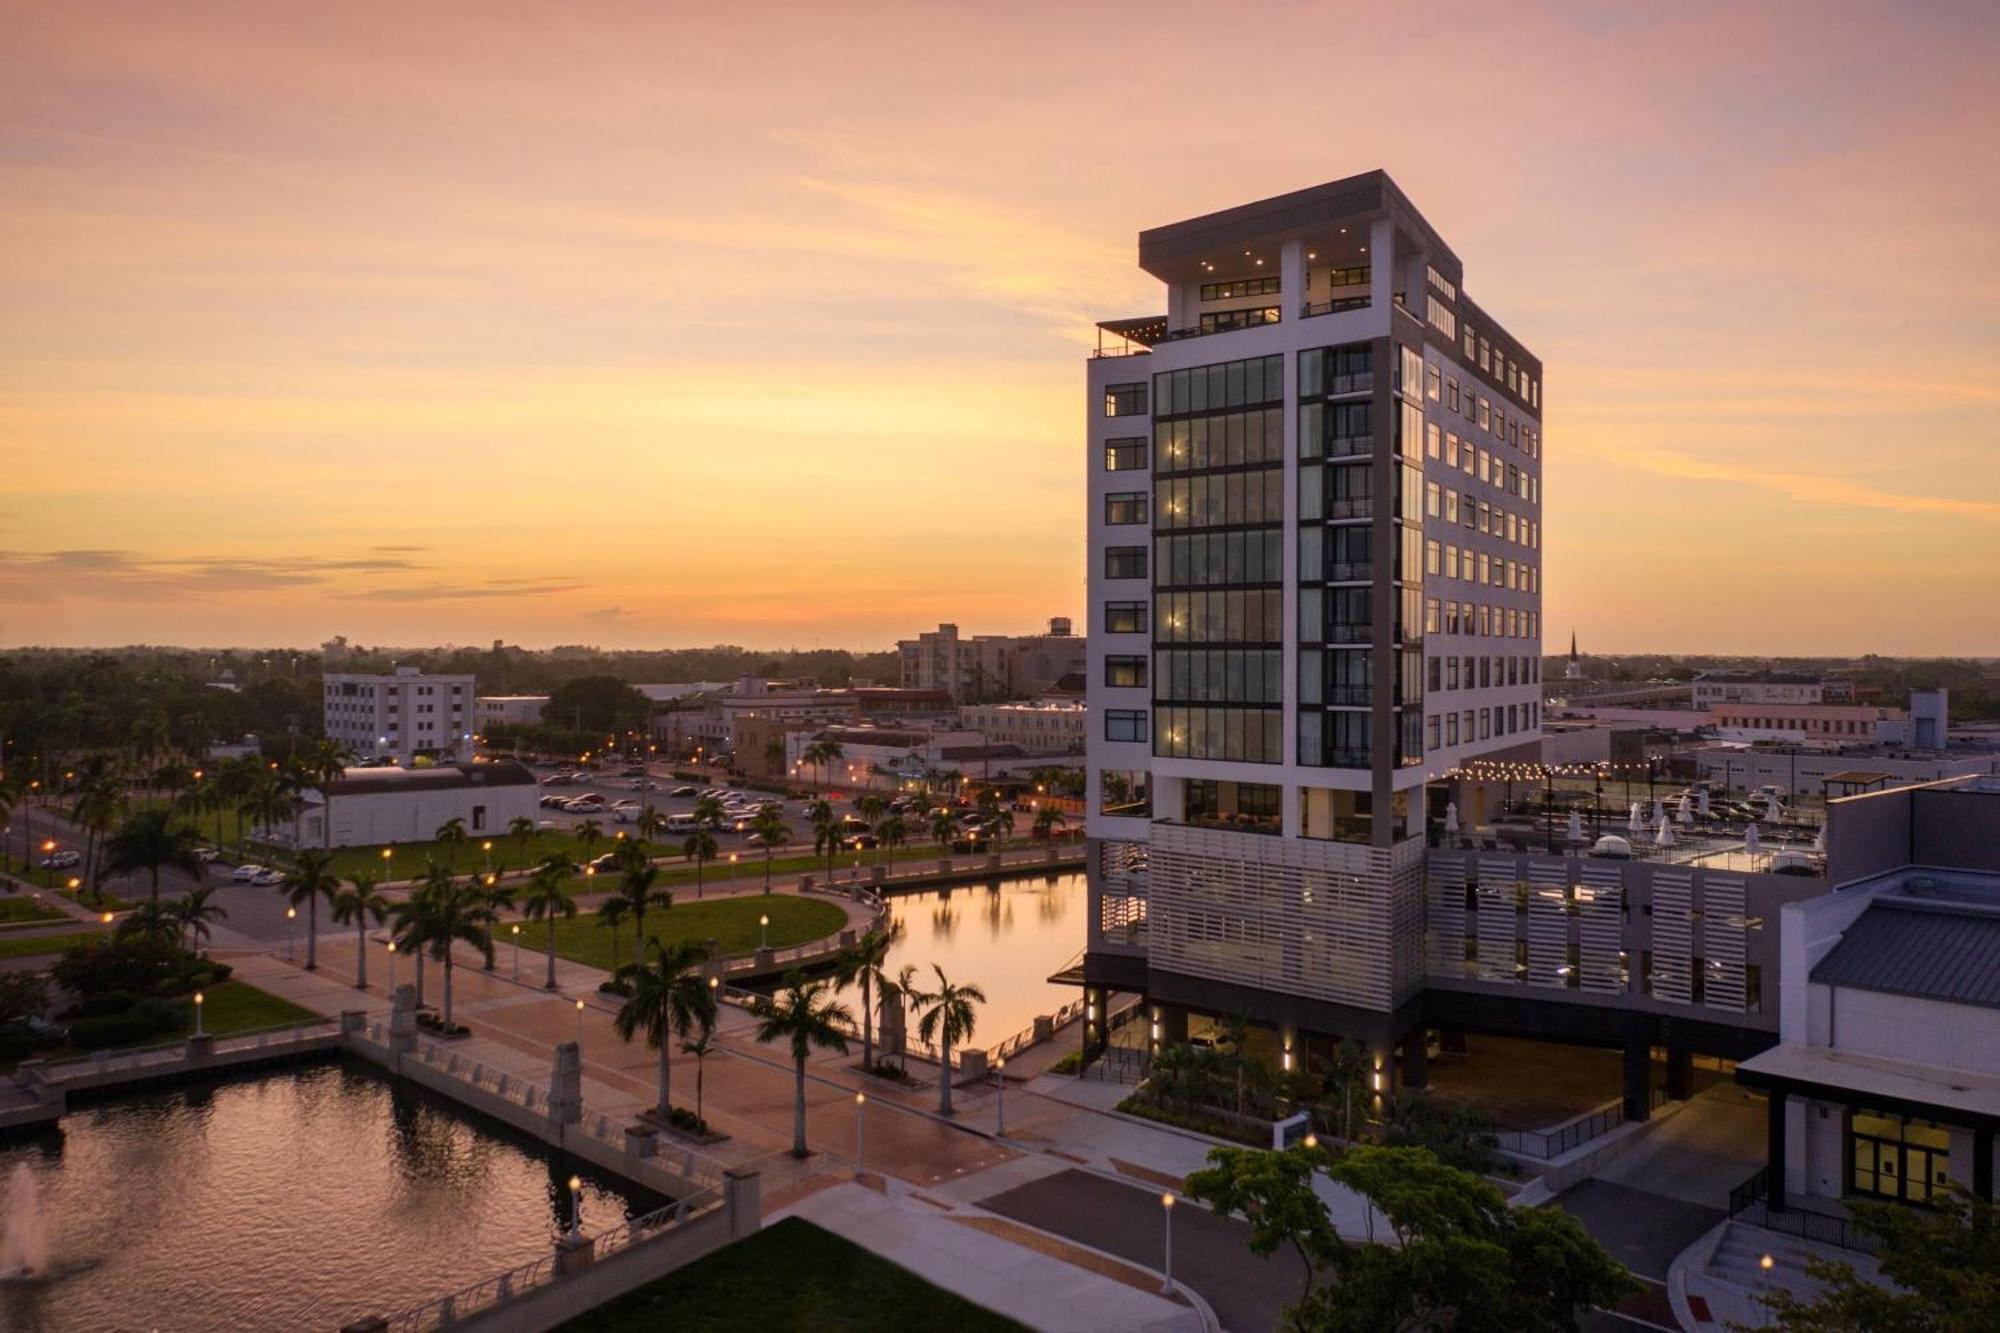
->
[[1709, 702, 1904, 747], [323, 667, 475, 765], [1692, 671, 1855, 708], [959, 701, 1087, 754], [1081, 171, 1545, 1079], [475, 694, 549, 730], [297, 760, 539, 848], [898, 620, 1088, 703]]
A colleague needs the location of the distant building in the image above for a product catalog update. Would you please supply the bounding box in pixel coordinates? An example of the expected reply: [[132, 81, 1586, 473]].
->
[[323, 667, 475, 765], [959, 701, 1087, 754], [475, 695, 549, 730], [1709, 701, 1904, 748], [1563, 630, 1584, 681], [296, 760, 539, 848], [1692, 670, 1855, 708], [898, 618, 1087, 703]]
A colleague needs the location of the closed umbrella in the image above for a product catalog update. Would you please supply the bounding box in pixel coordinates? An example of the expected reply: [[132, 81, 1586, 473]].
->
[[1657, 815, 1676, 848], [1766, 800, 1786, 826], [1568, 809, 1584, 843], [1697, 788, 1712, 819], [1628, 803, 1643, 836], [1811, 825, 1825, 855], [1676, 795, 1694, 826], [1444, 802, 1459, 838], [1745, 822, 1762, 857], [1651, 799, 1666, 827]]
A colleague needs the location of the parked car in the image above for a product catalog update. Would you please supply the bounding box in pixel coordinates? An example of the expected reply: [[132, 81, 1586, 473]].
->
[[841, 832, 877, 851], [536, 820, 559, 832], [195, 847, 223, 865], [671, 786, 696, 798], [566, 801, 606, 815], [38, 848, 82, 870], [746, 831, 786, 848], [949, 835, 991, 855], [583, 852, 620, 874], [619, 766, 647, 777], [665, 814, 703, 834], [231, 863, 266, 882], [250, 868, 285, 887]]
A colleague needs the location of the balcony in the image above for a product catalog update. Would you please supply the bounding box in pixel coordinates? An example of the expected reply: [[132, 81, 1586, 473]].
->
[[1302, 296, 1371, 319]]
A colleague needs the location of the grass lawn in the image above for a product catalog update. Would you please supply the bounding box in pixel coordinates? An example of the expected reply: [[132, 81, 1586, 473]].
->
[[195, 980, 320, 1034], [0, 895, 67, 926], [549, 1217, 1026, 1332], [544, 895, 848, 971], [0, 930, 104, 960]]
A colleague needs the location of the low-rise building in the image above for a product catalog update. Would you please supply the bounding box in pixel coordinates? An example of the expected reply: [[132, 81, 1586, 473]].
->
[[898, 619, 1087, 703], [1709, 701, 1903, 747], [323, 667, 475, 765], [475, 695, 549, 729], [296, 760, 539, 848], [1692, 671, 1855, 707], [959, 701, 1087, 754]]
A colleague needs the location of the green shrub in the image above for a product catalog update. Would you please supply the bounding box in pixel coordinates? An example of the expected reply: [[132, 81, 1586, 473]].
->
[[53, 935, 187, 999], [67, 997, 187, 1050], [1050, 1050, 1083, 1075], [75, 991, 139, 1017], [1383, 1092, 1498, 1174]]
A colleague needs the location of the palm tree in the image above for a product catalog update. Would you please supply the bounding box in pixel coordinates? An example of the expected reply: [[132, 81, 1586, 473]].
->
[[929, 809, 957, 861], [833, 923, 903, 1070], [883, 963, 921, 1073], [520, 855, 578, 990], [507, 816, 538, 866], [608, 863, 668, 968], [276, 761, 313, 853], [680, 1021, 718, 1128], [682, 826, 717, 899], [856, 794, 886, 831], [478, 872, 516, 971], [283, 847, 341, 970], [331, 873, 389, 989], [116, 900, 179, 943], [809, 799, 842, 884], [751, 976, 852, 1158], [750, 807, 787, 892], [434, 816, 468, 872], [691, 794, 725, 831], [1326, 1036, 1369, 1142], [911, 964, 986, 1115], [214, 754, 261, 848], [393, 868, 494, 1030], [1033, 807, 1068, 841], [985, 803, 1016, 849], [763, 738, 786, 777], [612, 939, 715, 1122], [168, 883, 229, 953], [635, 805, 666, 847], [875, 813, 907, 871], [574, 818, 604, 862], [300, 739, 350, 849], [0, 778, 17, 874], [72, 771, 124, 898], [240, 769, 299, 853], [99, 807, 204, 908]]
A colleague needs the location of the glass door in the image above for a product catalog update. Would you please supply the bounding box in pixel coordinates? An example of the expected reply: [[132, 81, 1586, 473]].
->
[[1850, 1111, 1952, 1204]]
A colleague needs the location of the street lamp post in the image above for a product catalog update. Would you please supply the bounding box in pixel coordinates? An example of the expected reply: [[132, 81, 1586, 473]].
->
[[511, 923, 521, 980], [1759, 1253, 1774, 1327], [568, 1174, 585, 1242], [575, 997, 586, 1048], [1159, 1193, 1175, 1295], [995, 1057, 1006, 1135], [193, 990, 205, 1038], [387, 940, 397, 993], [759, 914, 769, 950], [286, 906, 297, 962], [482, 840, 493, 875], [854, 1092, 866, 1177]]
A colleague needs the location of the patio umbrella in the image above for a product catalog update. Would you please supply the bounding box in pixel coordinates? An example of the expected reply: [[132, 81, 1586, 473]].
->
[[1697, 788, 1712, 818], [1657, 815, 1676, 848], [1567, 810, 1584, 843], [1444, 802, 1459, 838], [1628, 803, 1643, 836], [1651, 799, 1666, 827], [1676, 795, 1694, 826], [1745, 822, 1762, 857], [1812, 825, 1826, 855]]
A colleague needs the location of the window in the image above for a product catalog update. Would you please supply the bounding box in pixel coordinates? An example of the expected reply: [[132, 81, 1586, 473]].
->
[[1849, 1112, 1951, 1204], [1105, 492, 1148, 525], [1105, 383, 1147, 417], [1099, 769, 1150, 818], [1104, 656, 1147, 688], [1327, 264, 1369, 288], [1105, 438, 1146, 471], [1200, 275, 1280, 300], [1198, 306, 1280, 333], [1105, 709, 1149, 743], [1104, 546, 1146, 579], [1425, 366, 1441, 401], [1104, 601, 1147, 634]]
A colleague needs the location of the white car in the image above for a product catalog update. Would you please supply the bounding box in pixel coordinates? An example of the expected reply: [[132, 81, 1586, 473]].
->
[[251, 868, 285, 887], [38, 849, 82, 870], [195, 847, 222, 865], [231, 863, 266, 883]]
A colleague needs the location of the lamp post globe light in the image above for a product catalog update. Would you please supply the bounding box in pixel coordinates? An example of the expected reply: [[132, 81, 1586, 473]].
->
[[511, 923, 521, 980], [568, 1175, 584, 1242], [286, 906, 298, 961], [1159, 1193, 1175, 1295], [575, 997, 586, 1047], [193, 990, 205, 1038], [854, 1092, 866, 1177], [759, 914, 769, 950], [386, 940, 397, 993]]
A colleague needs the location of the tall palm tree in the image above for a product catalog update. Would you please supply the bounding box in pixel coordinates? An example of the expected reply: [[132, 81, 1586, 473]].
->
[[283, 847, 341, 970], [393, 868, 494, 1029], [912, 964, 987, 1115], [115, 900, 179, 943], [875, 813, 907, 871], [635, 805, 666, 848], [507, 816, 538, 867], [929, 809, 957, 860], [985, 802, 1016, 849], [519, 855, 578, 991], [72, 771, 124, 899], [681, 826, 717, 899], [1033, 807, 1068, 840], [884, 961, 921, 1072], [0, 778, 18, 874], [574, 818, 604, 862], [300, 739, 350, 849], [763, 738, 785, 778], [214, 754, 261, 848], [809, 799, 842, 884], [168, 883, 229, 953], [612, 939, 715, 1122], [750, 807, 787, 892], [833, 923, 904, 1070], [100, 807, 204, 908], [434, 816, 469, 872], [240, 769, 299, 853], [608, 863, 667, 968], [331, 872, 390, 989], [752, 976, 852, 1158], [478, 872, 515, 971], [856, 794, 886, 832], [680, 1021, 718, 1128], [276, 761, 314, 853]]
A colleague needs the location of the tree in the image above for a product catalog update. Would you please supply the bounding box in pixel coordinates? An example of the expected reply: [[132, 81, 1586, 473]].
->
[[1325, 1037, 1370, 1142], [763, 738, 785, 776], [985, 802, 1016, 848], [1185, 1143, 1340, 1309], [875, 813, 907, 870], [331, 873, 389, 989], [750, 807, 787, 892], [691, 794, 725, 832], [168, 884, 229, 953], [72, 770, 124, 898], [1384, 1091, 1499, 1174], [682, 826, 717, 899], [910, 964, 985, 1115], [214, 754, 261, 847], [520, 855, 578, 990], [680, 1022, 718, 1129], [635, 805, 666, 846], [607, 863, 669, 971], [100, 807, 204, 908], [807, 798, 840, 883], [434, 816, 468, 872], [299, 739, 350, 849], [0, 776, 17, 873], [240, 768, 299, 851], [393, 867, 494, 1030], [1759, 1186, 2000, 1332], [612, 939, 715, 1122], [574, 818, 604, 861], [929, 809, 956, 859], [115, 900, 180, 943], [546, 676, 652, 736], [833, 923, 904, 1070], [751, 975, 852, 1158], [507, 815, 538, 864], [1032, 806, 1068, 840], [283, 848, 341, 971]]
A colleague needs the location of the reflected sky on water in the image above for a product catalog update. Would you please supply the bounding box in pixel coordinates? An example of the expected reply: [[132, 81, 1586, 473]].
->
[[882, 871, 1085, 1044]]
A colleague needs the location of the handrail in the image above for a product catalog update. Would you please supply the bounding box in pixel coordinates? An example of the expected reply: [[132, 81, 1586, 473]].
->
[[40, 1016, 340, 1077], [1725, 1167, 1879, 1254]]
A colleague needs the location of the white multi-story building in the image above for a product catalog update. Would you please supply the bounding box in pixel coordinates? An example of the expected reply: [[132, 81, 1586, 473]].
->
[[898, 619, 1087, 703], [475, 695, 550, 730], [323, 667, 475, 765], [1692, 671, 1855, 707], [959, 701, 1088, 754], [1080, 171, 1544, 1083]]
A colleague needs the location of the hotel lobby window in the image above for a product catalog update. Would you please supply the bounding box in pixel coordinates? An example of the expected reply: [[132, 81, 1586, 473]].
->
[[1849, 1111, 1951, 1204]]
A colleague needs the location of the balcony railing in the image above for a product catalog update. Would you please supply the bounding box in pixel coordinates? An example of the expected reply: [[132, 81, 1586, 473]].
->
[[1301, 297, 1371, 318]]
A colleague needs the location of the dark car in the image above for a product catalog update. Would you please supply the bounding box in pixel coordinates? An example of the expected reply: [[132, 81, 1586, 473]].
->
[[671, 786, 696, 798], [949, 835, 990, 855]]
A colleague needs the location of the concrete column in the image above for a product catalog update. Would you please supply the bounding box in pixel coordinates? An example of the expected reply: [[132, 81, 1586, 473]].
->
[[877, 992, 906, 1063], [959, 1048, 989, 1081], [1082, 986, 1107, 1057], [724, 1168, 763, 1241], [1400, 1031, 1430, 1090], [548, 1040, 584, 1127], [1666, 1046, 1694, 1101], [388, 983, 418, 1056], [339, 1009, 366, 1036], [1622, 1024, 1652, 1123], [1767, 1090, 1789, 1213], [1280, 239, 1305, 321], [1368, 217, 1395, 315]]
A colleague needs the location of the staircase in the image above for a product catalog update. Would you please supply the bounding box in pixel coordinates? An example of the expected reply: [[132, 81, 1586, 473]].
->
[[1704, 1220, 1867, 1308]]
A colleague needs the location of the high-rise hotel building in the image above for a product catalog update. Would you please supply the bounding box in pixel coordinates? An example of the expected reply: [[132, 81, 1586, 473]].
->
[[1081, 171, 1544, 1086]]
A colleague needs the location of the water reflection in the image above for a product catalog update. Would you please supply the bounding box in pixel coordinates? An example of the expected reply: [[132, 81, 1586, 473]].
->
[[0, 1061, 658, 1332], [884, 872, 1085, 1041]]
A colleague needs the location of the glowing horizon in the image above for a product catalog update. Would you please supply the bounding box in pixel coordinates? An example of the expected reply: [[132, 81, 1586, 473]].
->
[[4, 1, 1996, 655]]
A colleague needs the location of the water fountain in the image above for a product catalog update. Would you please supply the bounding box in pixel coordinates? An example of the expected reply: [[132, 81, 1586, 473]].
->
[[1, 1161, 49, 1280]]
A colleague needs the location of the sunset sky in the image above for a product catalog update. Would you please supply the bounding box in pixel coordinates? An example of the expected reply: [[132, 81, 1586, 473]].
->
[[2, 1, 1995, 654]]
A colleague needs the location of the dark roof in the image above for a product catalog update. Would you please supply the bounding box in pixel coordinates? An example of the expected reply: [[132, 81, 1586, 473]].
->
[[1812, 898, 2000, 1009], [326, 760, 538, 797]]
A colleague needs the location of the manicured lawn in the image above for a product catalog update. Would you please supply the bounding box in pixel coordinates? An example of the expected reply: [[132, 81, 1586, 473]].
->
[[324, 832, 1006, 886], [0, 895, 66, 926], [195, 980, 320, 1034], [545, 895, 848, 971], [549, 1217, 1026, 1332], [0, 930, 104, 960]]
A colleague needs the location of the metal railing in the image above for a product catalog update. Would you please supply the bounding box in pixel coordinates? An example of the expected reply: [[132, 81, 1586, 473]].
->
[[1301, 296, 1371, 318], [1496, 1098, 1626, 1159], [37, 1017, 339, 1082], [1725, 1168, 1879, 1254], [377, 1190, 722, 1333]]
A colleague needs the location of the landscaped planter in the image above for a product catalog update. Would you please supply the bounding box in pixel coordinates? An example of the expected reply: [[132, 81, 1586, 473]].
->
[[639, 1107, 730, 1145]]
